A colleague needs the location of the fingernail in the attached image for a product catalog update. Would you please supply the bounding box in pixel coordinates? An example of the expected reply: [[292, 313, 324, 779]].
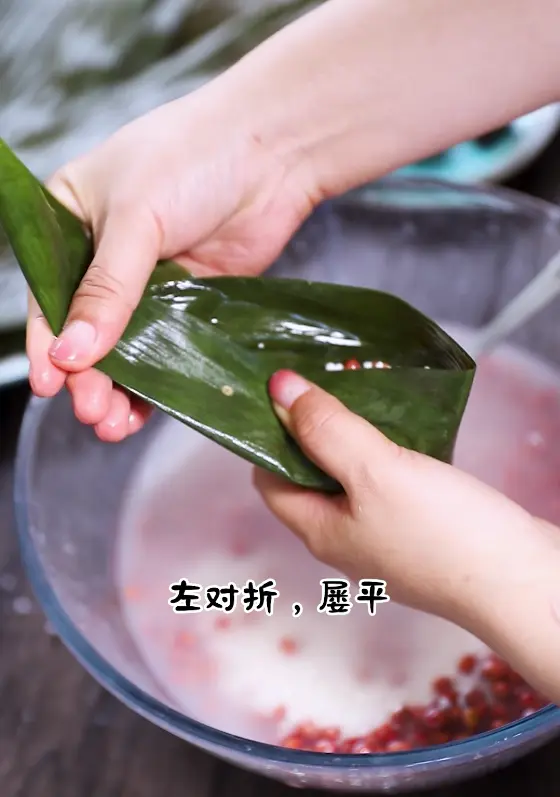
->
[[268, 370, 311, 410], [272, 401, 291, 428], [49, 320, 97, 363], [128, 411, 143, 435]]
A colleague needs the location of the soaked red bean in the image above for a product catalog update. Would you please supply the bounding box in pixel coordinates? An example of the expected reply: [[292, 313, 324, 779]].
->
[[278, 652, 547, 754]]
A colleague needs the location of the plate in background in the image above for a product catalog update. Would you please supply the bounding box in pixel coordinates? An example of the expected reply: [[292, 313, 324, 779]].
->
[[395, 104, 560, 184]]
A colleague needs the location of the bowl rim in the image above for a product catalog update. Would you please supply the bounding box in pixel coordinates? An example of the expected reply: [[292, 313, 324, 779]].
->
[[14, 176, 560, 770]]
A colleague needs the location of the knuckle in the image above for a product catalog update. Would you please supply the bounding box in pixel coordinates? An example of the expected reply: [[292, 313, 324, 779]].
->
[[76, 264, 135, 314], [293, 391, 346, 446], [46, 162, 87, 211], [46, 164, 71, 190]]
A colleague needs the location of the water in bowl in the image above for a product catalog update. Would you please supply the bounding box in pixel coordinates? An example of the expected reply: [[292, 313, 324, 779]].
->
[[115, 324, 560, 750]]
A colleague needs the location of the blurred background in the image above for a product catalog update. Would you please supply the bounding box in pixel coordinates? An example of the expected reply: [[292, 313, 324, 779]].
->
[[1, 0, 560, 384]]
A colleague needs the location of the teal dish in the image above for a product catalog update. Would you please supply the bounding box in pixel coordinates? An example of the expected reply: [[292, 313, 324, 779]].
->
[[396, 104, 560, 183]]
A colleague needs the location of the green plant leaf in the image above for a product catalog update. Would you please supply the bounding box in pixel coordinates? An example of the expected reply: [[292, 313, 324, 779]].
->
[[0, 137, 475, 492]]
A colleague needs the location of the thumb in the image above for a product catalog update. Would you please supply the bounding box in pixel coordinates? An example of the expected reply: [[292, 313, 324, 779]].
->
[[268, 369, 400, 494], [48, 205, 161, 371]]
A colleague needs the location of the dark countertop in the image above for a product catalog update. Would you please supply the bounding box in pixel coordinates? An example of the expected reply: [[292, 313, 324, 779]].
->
[[2, 145, 560, 796]]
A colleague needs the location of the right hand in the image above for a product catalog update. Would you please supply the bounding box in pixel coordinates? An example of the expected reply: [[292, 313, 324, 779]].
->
[[28, 80, 318, 441], [255, 370, 560, 703], [256, 370, 549, 622]]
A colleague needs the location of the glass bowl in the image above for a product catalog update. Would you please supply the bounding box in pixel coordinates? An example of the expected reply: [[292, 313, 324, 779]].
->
[[14, 179, 560, 793]]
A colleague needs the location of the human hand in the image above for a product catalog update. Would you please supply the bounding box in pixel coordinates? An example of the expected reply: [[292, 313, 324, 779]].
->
[[254, 370, 554, 630], [27, 82, 317, 441], [27, 0, 560, 445]]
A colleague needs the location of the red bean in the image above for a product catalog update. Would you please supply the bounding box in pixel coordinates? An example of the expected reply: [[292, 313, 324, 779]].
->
[[432, 676, 457, 700], [480, 655, 511, 681], [278, 636, 299, 655], [458, 654, 477, 675], [422, 704, 446, 729], [386, 740, 412, 752], [278, 651, 545, 754]]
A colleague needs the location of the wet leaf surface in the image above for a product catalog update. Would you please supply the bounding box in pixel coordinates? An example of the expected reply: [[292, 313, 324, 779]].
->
[[0, 138, 475, 490]]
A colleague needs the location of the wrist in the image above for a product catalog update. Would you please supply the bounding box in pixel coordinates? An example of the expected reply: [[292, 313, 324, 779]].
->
[[181, 65, 324, 218], [204, 0, 560, 205], [454, 516, 560, 702], [202, 10, 341, 207]]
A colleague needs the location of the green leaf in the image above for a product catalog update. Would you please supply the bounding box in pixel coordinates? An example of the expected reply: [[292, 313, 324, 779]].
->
[[0, 137, 475, 492]]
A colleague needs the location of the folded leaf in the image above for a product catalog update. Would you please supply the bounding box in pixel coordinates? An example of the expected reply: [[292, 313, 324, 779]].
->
[[0, 138, 475, 492]]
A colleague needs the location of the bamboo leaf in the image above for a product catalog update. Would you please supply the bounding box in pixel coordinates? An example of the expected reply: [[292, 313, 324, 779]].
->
[[0, 138, 475, 492]]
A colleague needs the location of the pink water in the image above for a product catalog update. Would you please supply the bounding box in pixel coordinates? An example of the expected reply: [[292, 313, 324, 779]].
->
[[116, 326, 560, 743]]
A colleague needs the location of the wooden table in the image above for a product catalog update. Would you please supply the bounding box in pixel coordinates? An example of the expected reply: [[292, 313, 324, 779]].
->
[[2, 144, 560, 797]]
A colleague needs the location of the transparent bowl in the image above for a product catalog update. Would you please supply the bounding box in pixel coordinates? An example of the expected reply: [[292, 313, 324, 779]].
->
[[14, 179, 560, 793]]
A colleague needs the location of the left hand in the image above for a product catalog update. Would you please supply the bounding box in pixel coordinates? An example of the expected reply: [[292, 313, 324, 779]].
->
[[27, 83, 317, 442]]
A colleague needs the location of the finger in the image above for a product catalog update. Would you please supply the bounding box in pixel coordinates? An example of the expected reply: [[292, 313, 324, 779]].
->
[[253, 467, 344, 559], [26, 292, 66, 397], [66, 369, 112, 425], [268, 370, 400, 495], [27, 163, 85, 394], [47, 166, 88, 219], [68, 368, 152, 435], [94, 387, 132, 442], [48, 208, 161, 372], [128, 397, 153, 436]]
